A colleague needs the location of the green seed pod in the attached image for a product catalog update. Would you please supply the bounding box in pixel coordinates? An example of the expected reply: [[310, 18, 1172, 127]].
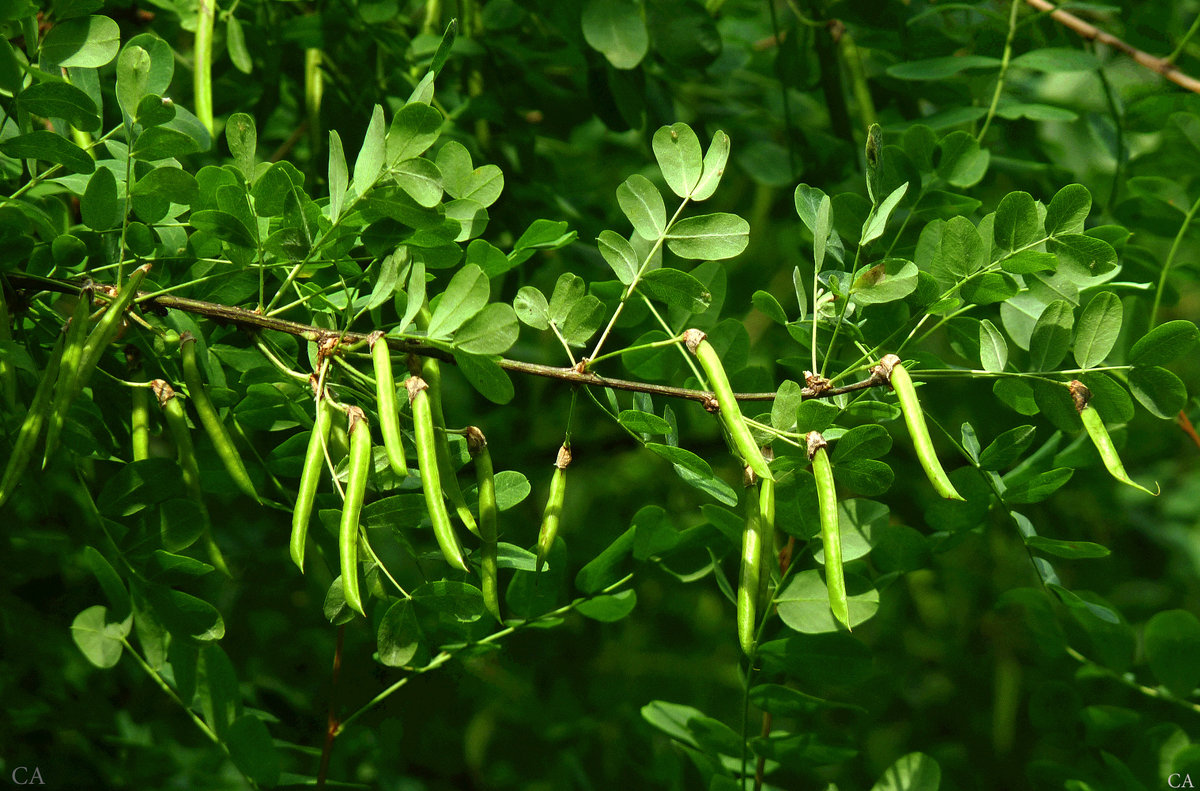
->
[[877, 354, 964, 501], [126, 348, 150, 462], [291, 387, 334, 571], [181, 333, 258, 501], [535, 444, 571, 574], [371, 333, 407, 479], [469, 426, 502, 622], [865, 123, 884, 204], [154, 379, 230, 577], [408, 376, 469, 572], [328, 414, 350, 463], [0, 285, 17, 410], [340, 406, 371, 615], [809, 431, 850, 630], [131, 389, 150, 462], [757, 448, 777, 612], [420, 355, 480, 537], [684, 329, 773, 481], [42, 293, 94, 465], [77, 264, 151, 391], [1070, 380, 1158, 496], [0, 334, 66, 509], [737, 465, 765, 656]]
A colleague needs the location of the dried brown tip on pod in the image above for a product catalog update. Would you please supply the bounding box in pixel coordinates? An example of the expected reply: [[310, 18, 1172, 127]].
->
[[406, 376, 429, 402], [702, 395, 720, 413], [874, 353, 901, 383], [152, 379, 175, 407], [346, 405, 366, 432], [308, 372, 322, 398], [1068, 380, 1092, 412], [180, 330, 196, 345], [683, 328, 707, 354], [555, 444, 573, 469], [806, 430, 828, 460], [466, 425, 487, 456], [367, 330, 385, 349]]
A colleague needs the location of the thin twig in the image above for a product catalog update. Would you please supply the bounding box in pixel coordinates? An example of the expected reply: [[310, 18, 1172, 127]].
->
[[7, 272, 889, 404], [316, 624, 345, 790], [1178, 409, 1200, 450], [1025, 0, 1200, 93]]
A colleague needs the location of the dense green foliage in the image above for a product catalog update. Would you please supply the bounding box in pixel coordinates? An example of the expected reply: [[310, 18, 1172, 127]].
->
[[2, 1, 1200, 789]]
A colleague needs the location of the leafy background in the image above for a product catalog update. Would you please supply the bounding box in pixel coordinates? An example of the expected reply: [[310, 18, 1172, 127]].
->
[[2, 0, 1200, 789]]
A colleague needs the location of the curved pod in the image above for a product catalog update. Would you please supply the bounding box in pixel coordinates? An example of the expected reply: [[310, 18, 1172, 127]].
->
[[42, 294, 94, 465], [809, 432, 850, 630], [371, 334, 407, 479], [181, 333, 258, 501], [737, 466, 765, 656], [878, 354, 963, 501], [77, 265, 151, 391], [154, 379, 230, 577], [339, 407, 371, 615], [685, 329, 772, 481], [291, 392, 334, 571], [469, 427, 502, 621], [420, 355, 479, 536], [1070, 380, 1158, 496], [0, 335, 66, 509], [408, 377, 469, 572], [535, 444, 571, 574]]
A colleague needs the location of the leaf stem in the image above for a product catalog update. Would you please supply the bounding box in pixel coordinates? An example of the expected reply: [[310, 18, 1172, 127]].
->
[[333, 574, 635, 736], [588, 332, 687, 367], [588, 198, 691, 363], [1168, 13, 1200, 65], [1150, 192, 1200, 327], [978, 0, 1022, 142]]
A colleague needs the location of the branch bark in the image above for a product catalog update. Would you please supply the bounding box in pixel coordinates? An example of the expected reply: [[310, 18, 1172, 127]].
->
[[5, 272, 887, 404], [1025, 0, 1200, 94]]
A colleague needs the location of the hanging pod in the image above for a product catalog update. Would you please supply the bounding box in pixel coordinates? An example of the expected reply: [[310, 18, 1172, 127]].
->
[[291, 384, 334, 571], [128, 345, 151, 463], [809, 431, 850, 630], [153, 379, 230, 577], [181, 333, 258, 501], [419, 355, 479, 537], [370, 332, 407, 479], [468, 426, 502, 622], [875, 354, 963, 501], [684, 328, 773, 481], [339, 407, 371, 615], [535, 444, 571, 574], [737, 465, 766, 656], [1069, 380, 1159, 496], [76, 264, 151, 391], [130, 385, 150, 462], [408, 376, 469, 572], [36, 267, 151, 470], [0, 285, 16, 410], [756, 447, 777, 616], [0, 334, 66, 509], [41, 292, 93, 465]]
